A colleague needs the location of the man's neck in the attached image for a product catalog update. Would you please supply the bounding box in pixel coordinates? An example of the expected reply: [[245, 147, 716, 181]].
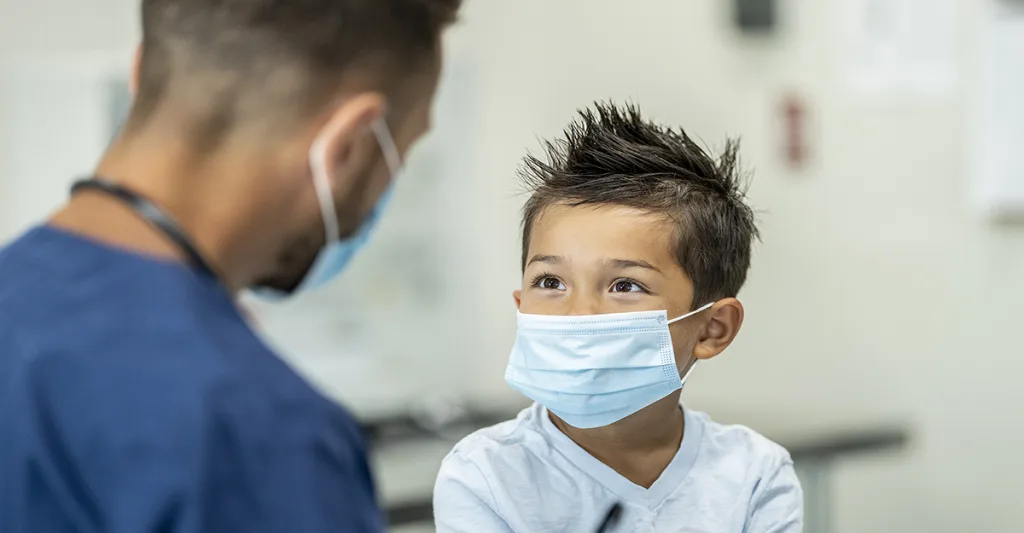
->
[[51, 133, 285, 293], [551, 392, 685, 489], [51, 190, 186, 262]]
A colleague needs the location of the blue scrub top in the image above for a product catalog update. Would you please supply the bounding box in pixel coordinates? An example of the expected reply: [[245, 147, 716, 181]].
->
[[0, 226, 384, 533]]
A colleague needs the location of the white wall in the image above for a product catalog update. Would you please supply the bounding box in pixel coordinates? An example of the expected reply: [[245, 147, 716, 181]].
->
[[2, 0, 1022, 532], [0, 0, 138, 56]]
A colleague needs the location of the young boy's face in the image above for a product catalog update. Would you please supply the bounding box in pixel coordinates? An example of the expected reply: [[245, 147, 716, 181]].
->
[[515, 203, 707, 373]]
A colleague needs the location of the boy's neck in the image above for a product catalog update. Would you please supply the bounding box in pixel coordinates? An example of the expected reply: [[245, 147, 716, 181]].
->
[[550, 392, 685, 489]]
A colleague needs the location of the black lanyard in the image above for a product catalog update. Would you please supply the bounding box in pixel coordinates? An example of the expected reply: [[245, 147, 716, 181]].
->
[[595, 503, 621, 532], [70, 177, 218, 280]]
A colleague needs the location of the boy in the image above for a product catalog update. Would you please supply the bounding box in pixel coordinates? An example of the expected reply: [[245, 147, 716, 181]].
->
[[433, 102, 803, 532]]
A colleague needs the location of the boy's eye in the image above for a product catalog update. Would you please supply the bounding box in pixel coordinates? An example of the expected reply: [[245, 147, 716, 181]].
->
[[610, 280, 647, 293], [534, 276, 566, 291]]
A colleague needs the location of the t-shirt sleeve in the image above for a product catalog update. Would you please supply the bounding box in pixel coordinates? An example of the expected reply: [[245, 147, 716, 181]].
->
[[433, 450, 514, 533], [745, 458, 804, 533]]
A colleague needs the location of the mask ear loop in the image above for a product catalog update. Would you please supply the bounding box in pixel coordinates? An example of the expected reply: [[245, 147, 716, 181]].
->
[[309, 116, 400, 248], [666, 301, 715, 325], [371, 118, 403, 178], [309, 131, 342, 245], [666, 301, 716, 384], [680, 359, 700, 385]]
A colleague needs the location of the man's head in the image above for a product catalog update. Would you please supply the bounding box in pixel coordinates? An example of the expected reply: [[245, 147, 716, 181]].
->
[[119, 0, 461, 292], [514, 102, 759, 369]]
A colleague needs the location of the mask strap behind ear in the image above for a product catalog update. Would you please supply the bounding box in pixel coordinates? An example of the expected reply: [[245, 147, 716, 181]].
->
[[666, 301, 715, 325], [309, 134, 341, 244], [371, 118, 402, 177], [680, 357, 699, 384]]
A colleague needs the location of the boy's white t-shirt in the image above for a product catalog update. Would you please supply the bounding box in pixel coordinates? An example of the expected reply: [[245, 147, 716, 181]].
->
[[433, 403, 803, 533]]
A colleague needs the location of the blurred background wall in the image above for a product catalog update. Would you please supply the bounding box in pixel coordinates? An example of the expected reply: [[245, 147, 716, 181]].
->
[[2, 1, 1022, 532]]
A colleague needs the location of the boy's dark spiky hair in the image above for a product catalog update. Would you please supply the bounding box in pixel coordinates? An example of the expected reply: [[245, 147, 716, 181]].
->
[[519, 101, 759, 307]]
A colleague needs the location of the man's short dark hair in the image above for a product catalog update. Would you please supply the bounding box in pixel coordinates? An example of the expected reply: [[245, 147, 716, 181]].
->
[[519, 102, 759, 308], [132, 0, 461, 138]]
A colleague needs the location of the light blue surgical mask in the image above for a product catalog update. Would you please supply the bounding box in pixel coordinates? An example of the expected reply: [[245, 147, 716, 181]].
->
[[255, 118, 402, 299], [505, 303, 714, 429]]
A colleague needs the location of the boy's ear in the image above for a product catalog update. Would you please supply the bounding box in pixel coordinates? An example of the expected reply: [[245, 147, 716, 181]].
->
[[512, 289, 522, 310], [693, 298, 744, 360]]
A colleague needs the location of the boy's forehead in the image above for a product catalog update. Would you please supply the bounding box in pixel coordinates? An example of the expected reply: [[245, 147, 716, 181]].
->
[[529, 203, 677, 264]]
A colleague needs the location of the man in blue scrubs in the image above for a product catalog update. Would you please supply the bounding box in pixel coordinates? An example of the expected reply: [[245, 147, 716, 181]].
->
[[0, 1, 461, 531]]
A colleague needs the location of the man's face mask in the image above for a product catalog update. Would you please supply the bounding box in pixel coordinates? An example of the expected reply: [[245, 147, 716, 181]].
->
[[255, 118, 402, 299]]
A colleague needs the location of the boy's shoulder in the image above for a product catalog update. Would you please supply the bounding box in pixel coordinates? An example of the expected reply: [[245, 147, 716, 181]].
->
[[445, 403, 549, 463], [689, 409, 794, 473]]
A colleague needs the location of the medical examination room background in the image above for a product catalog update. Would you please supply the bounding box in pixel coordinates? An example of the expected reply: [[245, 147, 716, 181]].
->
[[2, 0, 1023, 532]]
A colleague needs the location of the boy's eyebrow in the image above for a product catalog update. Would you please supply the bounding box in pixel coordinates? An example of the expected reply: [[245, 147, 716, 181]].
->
[[607, 259, 662, 273], [527, 254, 562, 266]]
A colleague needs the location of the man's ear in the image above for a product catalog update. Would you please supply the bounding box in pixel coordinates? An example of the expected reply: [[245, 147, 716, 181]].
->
[[512, 289, 522, 310], [129, 44, 142, 97], [314, 92, 388, 193], [693, 298, 744, 360]]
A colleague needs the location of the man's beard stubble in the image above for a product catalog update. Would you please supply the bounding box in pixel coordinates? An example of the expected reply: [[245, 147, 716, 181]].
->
[[250, 231, 323, 294], [249, 176, 376, 294]]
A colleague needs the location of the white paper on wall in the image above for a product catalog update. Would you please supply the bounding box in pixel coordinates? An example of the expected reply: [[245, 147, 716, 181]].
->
[[969, 0, 1024, 221], [836, 0, 958, 97]]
